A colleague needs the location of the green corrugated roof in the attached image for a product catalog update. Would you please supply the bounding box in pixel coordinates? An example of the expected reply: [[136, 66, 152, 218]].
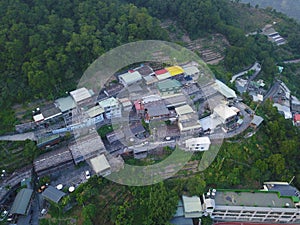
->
[[11, 188, 33, 215], [291, 196, 300, 203], [157, 79, 182, 91]]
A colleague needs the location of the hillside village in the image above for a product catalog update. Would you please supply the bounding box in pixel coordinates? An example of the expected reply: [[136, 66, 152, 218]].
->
[[0, 0, 300, 224], [1, 59, 300, 224]]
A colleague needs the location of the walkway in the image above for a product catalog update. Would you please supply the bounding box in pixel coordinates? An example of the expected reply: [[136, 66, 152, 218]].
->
[[0, 132, 36, 141]]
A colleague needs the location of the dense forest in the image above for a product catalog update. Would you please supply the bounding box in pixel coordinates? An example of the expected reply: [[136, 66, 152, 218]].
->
[[0, 0, 168, 133]]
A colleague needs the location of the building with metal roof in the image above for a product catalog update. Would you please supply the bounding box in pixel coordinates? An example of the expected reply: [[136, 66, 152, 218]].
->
[[250, 115, 264, 128], [55, 96, 76, 113], [166, 66, 184, 77], [70, 87, 93, 105], [119, 71, 142, 86], [33, 147, 74, 176], [86, 105, 104, 118], [214, 80, 237, 99], [89, 154, 111, 176], [11, 188, 33, 215], [42, 186, 66, 203], [273, 103, 292, 119], [40, 104, 62, 121], [157, 79, 182, 96], [155, 69, 171, 80], [182, 195, 202, 218], [294, 114, 300, 126], [36, 134, 61, 148], [103, 83, 124, 97], [134, 64, 154, 76], [144, 101, 169, 119], [164, 94, 187, 108], [143, 74, 158, 85], [263, 182, 300, 199]]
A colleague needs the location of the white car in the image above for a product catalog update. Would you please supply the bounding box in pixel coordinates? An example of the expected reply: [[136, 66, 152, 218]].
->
[[85, 170, 90, 179]]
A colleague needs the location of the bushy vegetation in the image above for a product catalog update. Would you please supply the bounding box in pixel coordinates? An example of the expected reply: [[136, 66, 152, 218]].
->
[[0, 0, 168, 132]]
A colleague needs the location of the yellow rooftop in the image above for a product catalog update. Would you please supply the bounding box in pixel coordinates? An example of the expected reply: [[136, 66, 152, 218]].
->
[[165, 66, 184, 76]]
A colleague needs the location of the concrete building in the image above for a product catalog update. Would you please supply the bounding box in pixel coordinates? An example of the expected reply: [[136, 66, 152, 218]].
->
[[32, 104, 62, 123], [119, 71, 142, 86], [185, 137, 211, 151], [85, 105, 105, 123], [175, 104, 195, 117], [205, 189, 300, 224], [89, 154, 111, 177], [98, 97, 122, 119], [213, 104, 237, 130], [68, 132, 106, 164], [118, 97, 133, 111], [182, 195, 203, 218], [178, 114, 202, 134]]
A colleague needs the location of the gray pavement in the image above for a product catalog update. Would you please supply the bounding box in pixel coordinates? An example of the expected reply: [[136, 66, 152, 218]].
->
[[230, 62, 261, 83], [0, 132, 36, 141]]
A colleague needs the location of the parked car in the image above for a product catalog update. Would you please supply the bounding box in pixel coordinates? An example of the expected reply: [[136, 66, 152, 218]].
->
[[85, 170, 91, 179]]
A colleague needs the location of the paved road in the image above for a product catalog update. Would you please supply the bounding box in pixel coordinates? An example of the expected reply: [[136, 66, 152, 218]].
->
[[230, 62, 261, 83], [214, 222, 300, 225], [0, 132, 36, 141], [263, 80, 281, 102], [283, 58, 300, 64]]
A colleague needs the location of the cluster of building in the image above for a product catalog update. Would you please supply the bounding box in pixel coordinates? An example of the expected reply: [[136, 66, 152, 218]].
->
[[1, 60, 269, 224], [171, 182, 300, 225], [270, 80, 300, 126], [262, 24, 286, 46]]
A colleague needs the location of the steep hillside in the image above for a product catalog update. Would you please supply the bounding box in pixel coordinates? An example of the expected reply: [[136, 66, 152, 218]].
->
[[241, 0, 300, 21]]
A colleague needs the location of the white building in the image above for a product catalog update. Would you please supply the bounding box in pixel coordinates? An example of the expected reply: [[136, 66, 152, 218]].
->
[[182, 65, 199, 77], [119, 71, 142, 86], [214, 80, 237, 100], [185, 137, 211, 151], [182, 195, 203, 218], [205, 189, 300, 224], [98, 97, 122, 119], [70, 87, 93, 105], [89, 154, 111, 177], [213, 104, 237, 124], [85, 105, 105, 123]]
